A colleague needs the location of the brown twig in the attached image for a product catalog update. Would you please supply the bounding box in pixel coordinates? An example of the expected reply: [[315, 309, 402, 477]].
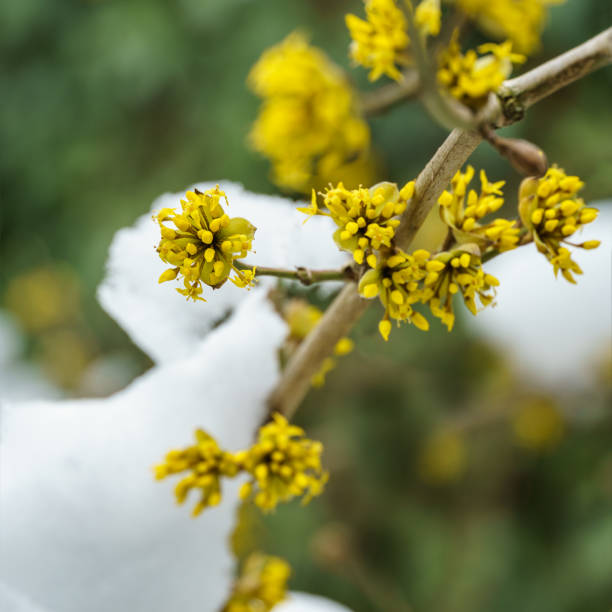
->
[[268, 283, 368, 418], [394, 128, 483, 249], [498, 26, 612, 124], [360, 69, 420, 116], [234, 261, 355, 286]]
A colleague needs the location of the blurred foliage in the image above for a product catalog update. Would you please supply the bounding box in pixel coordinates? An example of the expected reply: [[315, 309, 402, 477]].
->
[[1, 0, 611, 610]]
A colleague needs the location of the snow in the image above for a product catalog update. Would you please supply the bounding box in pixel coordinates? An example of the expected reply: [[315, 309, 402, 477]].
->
[[0, 311, 60, 402], [276, 592, 353, 612], [0, 293, 287, 612]]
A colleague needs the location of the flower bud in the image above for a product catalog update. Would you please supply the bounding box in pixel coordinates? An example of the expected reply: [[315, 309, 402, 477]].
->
[[496, 137, 548, 177]]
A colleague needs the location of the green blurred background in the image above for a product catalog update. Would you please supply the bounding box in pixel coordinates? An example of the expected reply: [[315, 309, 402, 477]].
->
[[1, 1, 611, 610]]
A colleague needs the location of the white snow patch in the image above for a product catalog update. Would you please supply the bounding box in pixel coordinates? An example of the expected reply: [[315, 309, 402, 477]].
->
[[0, 294, 286, 612]]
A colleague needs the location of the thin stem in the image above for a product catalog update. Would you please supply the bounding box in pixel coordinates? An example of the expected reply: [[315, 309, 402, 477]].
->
[[234, 261, 354, 286], [360, 69, 420, 116], [440, 227, 455, 252]]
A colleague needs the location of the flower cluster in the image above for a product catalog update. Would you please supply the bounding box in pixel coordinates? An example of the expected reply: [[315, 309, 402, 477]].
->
[[248, 32, 370, 193], [519, 166, 600, 283], [155, 414, 328, 515], [359, 249, 430, 339], [437, 35, 525, 109], [415, 0, 442, 37], [299, 180, 415, 266], [154, 429, 241, 516], [284, 299, 354, 388], [453, 0, 564, 54], [345, 0, 411, 81], [438, 166, 520, 252], [359, 245, 499, 339], [156, 186, 256, 301], [424, 247, 499, 330], [237, 413, 329, 512], [222, 553, 291, 612], [345, 0, 444, 80]]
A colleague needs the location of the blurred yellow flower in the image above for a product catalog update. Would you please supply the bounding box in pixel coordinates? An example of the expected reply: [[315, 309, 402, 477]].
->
[[5, 265, 80, 333], [453, 0, 565, 54], [513, 398, 564, 450], [415, 0, 442, 37], [438, 35, 525, 109], [37, 327, 93, 390], [284, 299, 354, 388], [222, 553, 291, 612], [419, 429, 467, 483], [230, 503, 263, 560], [346, 0, 410, 81], [248, 32, 371, 193]]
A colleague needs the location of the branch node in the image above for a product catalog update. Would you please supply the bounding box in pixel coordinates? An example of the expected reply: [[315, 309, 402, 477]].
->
[[295, 267, 314, 286]]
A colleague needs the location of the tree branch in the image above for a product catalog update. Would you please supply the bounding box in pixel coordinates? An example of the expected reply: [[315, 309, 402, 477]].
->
[[267, 28, 612, 419], [268, 283, 369, 419], [235, 261, 354, 286], [394, 129, 483, 249], [498, 27, 612, 123]]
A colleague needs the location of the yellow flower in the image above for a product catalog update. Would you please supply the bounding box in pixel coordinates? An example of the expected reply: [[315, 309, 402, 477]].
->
[[300, 180, 415, 266], [358, 248, 431, 339], [513, 397, 564, 450], [437, 34, 525, 108], [359, 245, 499, 338], [438, 166, 520, 252], [222, 553, 291, 612], [415, 0, 442, 37], [231, 266, 257, 289], [237, 413, 328, 512], [283, 299, 354, 388], [154, 429, 241, 516], [156, 186, 255, 301], [311, 357, 337, 389], [334, 337, 355, 356], [453, 0, 564, 54], [423, 246, 499, 330], [285, 299, 324, 340], [418, 429, 466, 483], [248, 32, 370, 193], [519, 166, 599, 283], [156, 415, 327, 516], [5, 265, 80, 333], [345, 0, 411, 81]]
